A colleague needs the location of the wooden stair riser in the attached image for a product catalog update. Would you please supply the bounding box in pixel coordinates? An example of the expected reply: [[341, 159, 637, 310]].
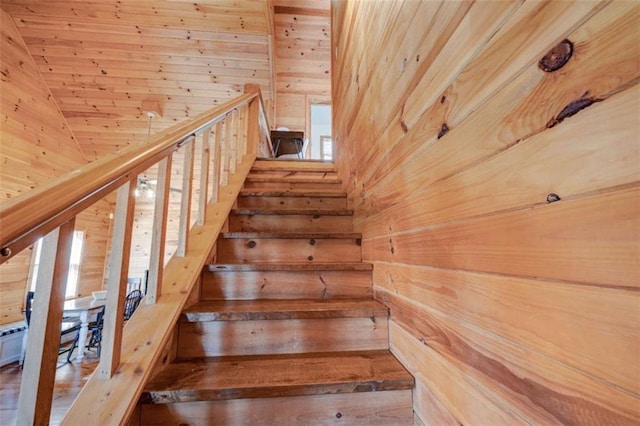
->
[[139, 390, 414, 426], [237, 195, 347, 210], [229, 214, 353, 232], [251, 160, 337, 173], [217, 237, 361, 263], [201, 270, 373, 300], [248, 171, 339, 180], [177, 317, 389, 357], [243, 181, 343, 191]]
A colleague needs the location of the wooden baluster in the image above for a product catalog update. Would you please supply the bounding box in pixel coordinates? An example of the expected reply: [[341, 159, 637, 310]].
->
[[99, 180, 136, 379], [233, 108, 241, 165], [228, 110, 238, 174], [17, 219, 76, 426], [197, 129, 211, 226], [211, 121, 223, 203], [146, 154, 172, 305], [176, 136, 195, 257], [240, 106, 248, 157], [221, 116, 230, 186]]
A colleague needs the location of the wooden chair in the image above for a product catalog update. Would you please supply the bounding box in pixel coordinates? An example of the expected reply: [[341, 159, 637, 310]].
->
[[270, 130, 305, 158], [21, 291, 82, 365], [123, 290, 143, 321]]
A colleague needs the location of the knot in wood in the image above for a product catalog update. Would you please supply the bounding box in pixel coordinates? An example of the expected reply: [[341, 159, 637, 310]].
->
[[539, 39, 573, 72], [437, 123, 449, 139], [247, 240, 257, 248], [546, 193, 561, 203]]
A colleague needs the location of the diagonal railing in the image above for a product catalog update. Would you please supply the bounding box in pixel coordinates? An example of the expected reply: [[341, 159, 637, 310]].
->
[[0, 85, 273, 426]]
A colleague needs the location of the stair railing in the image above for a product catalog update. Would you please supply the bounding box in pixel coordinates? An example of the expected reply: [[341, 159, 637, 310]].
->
[[0, 84, 273, 426]]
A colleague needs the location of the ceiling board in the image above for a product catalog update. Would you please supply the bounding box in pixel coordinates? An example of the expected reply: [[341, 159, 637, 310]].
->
[[2, 0, 273, 160]]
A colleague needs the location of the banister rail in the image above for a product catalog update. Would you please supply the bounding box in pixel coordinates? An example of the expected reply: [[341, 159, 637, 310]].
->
[[0, 91, 260, 264], [3, 85, 272, 425]]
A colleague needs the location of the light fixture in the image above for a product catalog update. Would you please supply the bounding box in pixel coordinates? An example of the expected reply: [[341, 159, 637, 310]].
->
[[135, 178, 156, 199], [135, 100, 164, 199]]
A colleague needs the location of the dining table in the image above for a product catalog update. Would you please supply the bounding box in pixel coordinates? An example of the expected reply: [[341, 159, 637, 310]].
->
[[63, 296, 106, 361]]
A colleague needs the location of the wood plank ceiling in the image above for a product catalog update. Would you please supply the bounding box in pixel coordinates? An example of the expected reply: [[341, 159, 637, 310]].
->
[[1, 0, 273, 161]]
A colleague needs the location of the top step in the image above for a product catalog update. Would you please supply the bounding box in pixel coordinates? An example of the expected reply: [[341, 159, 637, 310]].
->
[[253, 159, 336, 173]]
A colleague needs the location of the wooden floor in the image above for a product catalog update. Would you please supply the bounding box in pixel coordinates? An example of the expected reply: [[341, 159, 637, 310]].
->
[[0, 353, 99, 425]]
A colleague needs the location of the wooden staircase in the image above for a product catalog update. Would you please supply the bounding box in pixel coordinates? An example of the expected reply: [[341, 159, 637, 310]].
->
[[139, 160, 414, 425]]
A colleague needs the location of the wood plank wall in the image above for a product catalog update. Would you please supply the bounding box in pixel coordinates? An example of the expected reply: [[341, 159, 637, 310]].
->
[[332, 1, 640, 423], [2, 0, 272, 161], [273, 0, 331, 131], [0, 10, 112, 324]]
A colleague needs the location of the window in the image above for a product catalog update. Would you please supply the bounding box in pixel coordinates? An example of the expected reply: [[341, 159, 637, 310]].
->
[[320, 136, 333, 161], [30, 230, 84, 299], [310, 103, 332, 160]]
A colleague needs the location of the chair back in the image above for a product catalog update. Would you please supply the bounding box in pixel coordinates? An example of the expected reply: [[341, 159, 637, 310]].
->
[[123, 290, 143, 320], [24, 291, 35, 326], [95, 305, 106, 326]]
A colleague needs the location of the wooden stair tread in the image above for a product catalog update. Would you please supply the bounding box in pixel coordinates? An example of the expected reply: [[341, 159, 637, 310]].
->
[[142, 350, 414, 403], [206, 262, 373, 272], [239, 190, 346, 198], [220, 232, 361, 239], [231, 208, 353, 216], [181, 299, 388, 321]]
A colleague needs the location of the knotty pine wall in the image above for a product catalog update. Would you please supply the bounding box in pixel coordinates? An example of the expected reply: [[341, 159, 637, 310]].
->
[[273, 0, 331, 132], [332, 1, 639, 424], [0, 10, 112, 324]]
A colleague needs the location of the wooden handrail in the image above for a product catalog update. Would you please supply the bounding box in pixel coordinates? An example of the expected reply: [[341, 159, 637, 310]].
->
[[6, 87, 273, 425], [0, 91, 258, 265]]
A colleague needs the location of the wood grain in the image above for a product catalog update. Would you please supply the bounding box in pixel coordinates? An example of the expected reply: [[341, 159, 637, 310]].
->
[[387, 297, 639, 424], [363, 187, 640, 288], [228, 213, 353, 233], [62, 116, 264, 425], [348, 1, 638, 213], [217, 235, 361, 263], [3, 0, 273, 160], [139, 390, 413, 426], [144, 350, 412, 402], [332, 1, 640, 422], [273, 0, 331, 131], [178, 317, 389, 357], [357, 85, 640, 236], [390, 321, 526, 425], [0, 10, 111, 323], [238, 194, 347, 209], [181, 299, 387, 322], [373, 262, 640, 395], [201, 268, 372, 300]]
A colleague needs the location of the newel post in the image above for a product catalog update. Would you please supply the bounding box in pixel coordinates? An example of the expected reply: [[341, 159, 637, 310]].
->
[[244, 84, 261, 155]]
